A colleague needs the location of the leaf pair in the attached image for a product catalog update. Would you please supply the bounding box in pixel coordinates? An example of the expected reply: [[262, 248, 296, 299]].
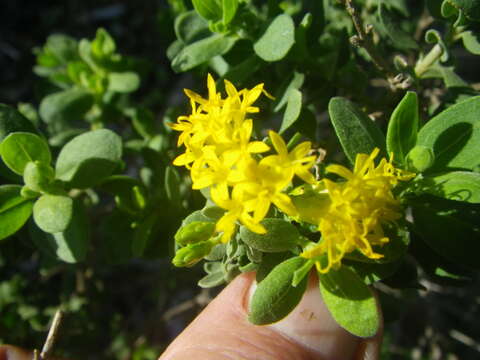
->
[[249, 257, 380, 338]]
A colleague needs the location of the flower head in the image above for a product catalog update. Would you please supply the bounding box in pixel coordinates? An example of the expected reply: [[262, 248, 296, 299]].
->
[[300, 148, 415, 273], [170, 75, 316, 243]]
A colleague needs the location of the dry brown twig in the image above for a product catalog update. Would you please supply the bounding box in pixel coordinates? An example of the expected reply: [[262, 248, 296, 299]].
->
[[341, 0, 413, 91], [32, 309, 64, 360]]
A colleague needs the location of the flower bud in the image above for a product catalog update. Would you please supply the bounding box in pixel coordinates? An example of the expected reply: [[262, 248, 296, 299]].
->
[[23, 161, 55, 193], [174, 221, 216, 246], [172, 239, 217, 267], [406, 145, 434, 172]]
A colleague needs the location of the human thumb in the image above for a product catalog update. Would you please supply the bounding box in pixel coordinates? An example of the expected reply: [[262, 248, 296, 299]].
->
[[160, 272, 382, 360]]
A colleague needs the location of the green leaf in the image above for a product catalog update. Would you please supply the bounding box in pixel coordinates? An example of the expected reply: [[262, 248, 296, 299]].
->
[[98, 211, 135, 264], [249, 257, 308, 325], [192, 0, 222, 21], [29, 199, 89, 263], [99, 175, 146, 214], [40, 34, 79, 64], [320, 266, 380, 337], [165, 165, 181, 204], [328, 97, 386, 164], [91, 28, 116, 58], [182, 210, 216, 226], [0, 185, 34, 240], [55, 129, 122, 188], [445, 0, 480, 21], [256, 252, 291, 282], [33, 194, 73, 234], [23, 161, 55, 193], [424, 29, 449, 62], [422, 171, 480, 203], [108, 72, 140, 93], [171, 34, 237, 72], [378, 4, 418, 50], [174, 11, 209, 44], [0, 132, 51, 175], [349, 260, 401, 285], [132, 214, 157, 257], [416, 95, 480, 172], [198, 270, 225, 288], [39, 88, 94, 125], [253, 14, 295, 62], [240, 218, 300, 252], [386, 91, 419, 165], [49, 200, 89, 263], [279, 89, 302, 134], [0, 105, 38, 181], [461, 30, 480, 54], [222, 0, 238, 25], [201, 205, 225, 220], [0, 104, 37, 142], [274, 72, 305, 112], [412, 196, 480, 269]]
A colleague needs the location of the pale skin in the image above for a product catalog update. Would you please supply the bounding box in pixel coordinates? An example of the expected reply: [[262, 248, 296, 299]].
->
[[0, 273, 382, 360]]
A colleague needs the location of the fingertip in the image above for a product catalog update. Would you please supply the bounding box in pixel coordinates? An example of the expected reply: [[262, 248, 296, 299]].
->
[[0, 345, 31, 360]]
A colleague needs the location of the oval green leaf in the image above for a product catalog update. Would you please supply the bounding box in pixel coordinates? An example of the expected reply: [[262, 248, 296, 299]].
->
[[240, 218, 300, 252], [416, 95, 480, 172], [279, 88, 302, 134], [39, 88, 94, 125], [171, 34, 237, 72], [249, 257, 308, 325], [254, 14, 295, 62], [174, 11, 209, 44], [0, 185, 34, 240], [412, 196, 480, 269], [55, 129, 122, 188], [0, 104, 37, 142], [107, 72, 140, 93], [222, 0, 238, 25], [0, 132, 51, 175], [192, 0, 222, 21], [33, 194, 73, 234], [422, 171, 480, 203], [320, 266, 380, 337], [328, 97, 386, 164], [55, 199, 89, 263], [386, 91, 419, 165]]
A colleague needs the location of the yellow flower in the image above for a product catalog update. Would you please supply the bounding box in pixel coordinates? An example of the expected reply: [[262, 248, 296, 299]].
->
[[263, 131, 317, 184], [237, 157, 298, 223], [171, 74, 316, 245], [211, 185, 266, 243], [300, 148, 415, 273]]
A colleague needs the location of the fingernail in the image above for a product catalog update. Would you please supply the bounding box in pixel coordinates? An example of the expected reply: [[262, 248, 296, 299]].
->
[[248, 276, 361, 359]]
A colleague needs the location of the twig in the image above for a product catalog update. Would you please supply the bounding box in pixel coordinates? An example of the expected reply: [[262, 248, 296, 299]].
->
[[32, 309, 64, 360], [162, 289, 211, 321], [342, 0, 411, 90], [343, 0, 393, 76]]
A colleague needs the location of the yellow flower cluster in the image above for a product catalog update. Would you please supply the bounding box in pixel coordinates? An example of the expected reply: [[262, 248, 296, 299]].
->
[[300, 148, 415, 273], [171, 74, 316, 243]]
